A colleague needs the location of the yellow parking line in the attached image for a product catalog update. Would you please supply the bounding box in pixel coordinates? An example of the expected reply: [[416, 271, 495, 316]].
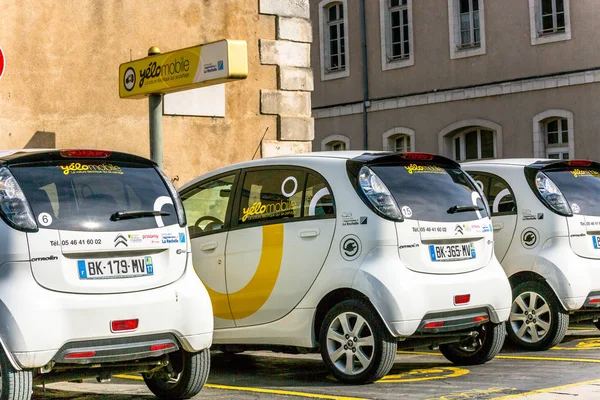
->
[[115, 374, 369, 400], [398, 350, 600, 363], [492, 378, 600, 399]]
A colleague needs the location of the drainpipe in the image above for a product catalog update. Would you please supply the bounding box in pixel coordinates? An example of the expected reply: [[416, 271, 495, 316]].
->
[[360, 0, 369, 150]]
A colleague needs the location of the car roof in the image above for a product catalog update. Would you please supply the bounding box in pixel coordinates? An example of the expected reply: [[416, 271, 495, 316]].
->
[[462, 158, 552, 167]]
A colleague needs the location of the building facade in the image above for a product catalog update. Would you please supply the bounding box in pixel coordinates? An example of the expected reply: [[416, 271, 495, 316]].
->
[[311, 0, 600, 162], [0, 0, 314, 186]]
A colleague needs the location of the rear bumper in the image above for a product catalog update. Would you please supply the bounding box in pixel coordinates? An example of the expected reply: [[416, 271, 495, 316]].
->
[[532, 237, 600, 311], [0, 261, 213, 369], [352, 246, 512, 337]]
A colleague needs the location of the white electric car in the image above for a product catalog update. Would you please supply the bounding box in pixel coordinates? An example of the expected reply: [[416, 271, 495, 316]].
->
[[180, 151, 512, 384], [463, 159, 600, 351], [0, 149, 213, 400]]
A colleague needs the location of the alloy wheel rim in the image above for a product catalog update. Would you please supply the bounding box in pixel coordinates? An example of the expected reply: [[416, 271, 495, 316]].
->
[[326, 311, 375, 376], [510, 291, 552, 344]]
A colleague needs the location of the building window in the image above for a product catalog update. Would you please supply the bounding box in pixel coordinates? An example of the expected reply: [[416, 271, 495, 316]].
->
[[459, 0, 480, 48], [545, 118, 569, 159], [447, 0, 486, 59], [532, 110, 574, 159], [319, 0, 350, 81], [452, 128, 496, 161], [528, 0, 571, 45], [321, 134, 350, 151], [382, 127, 415, 152], [380, 0, 414, 70]]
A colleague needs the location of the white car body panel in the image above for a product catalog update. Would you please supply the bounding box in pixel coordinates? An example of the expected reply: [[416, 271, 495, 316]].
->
[[183, 153, 512, 348], [463, 159, 600, 311]]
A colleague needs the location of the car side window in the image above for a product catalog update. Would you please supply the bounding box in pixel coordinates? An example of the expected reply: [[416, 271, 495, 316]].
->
[[304, 173, 335, 217], [469, 172, 516, 216], [238, 169, 305, 226], [181, 174, 236, 237]]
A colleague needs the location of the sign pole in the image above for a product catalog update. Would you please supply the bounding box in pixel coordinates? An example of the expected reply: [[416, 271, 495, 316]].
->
[[147, 47, 163, 169]]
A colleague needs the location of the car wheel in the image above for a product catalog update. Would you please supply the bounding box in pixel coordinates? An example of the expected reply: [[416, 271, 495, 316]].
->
[[319, 299, 397, 384], [0, 347, 32, 400], [439, 322, 505, 365], [594, 319, 600, 330], [506, 281, 568, 351], [143, 349, 210, 400]]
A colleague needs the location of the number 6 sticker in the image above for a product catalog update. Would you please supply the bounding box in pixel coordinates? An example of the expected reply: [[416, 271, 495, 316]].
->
[[38, 212, 53, 227]]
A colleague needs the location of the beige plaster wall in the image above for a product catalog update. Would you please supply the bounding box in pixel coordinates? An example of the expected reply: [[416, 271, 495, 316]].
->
[[0, 1, 278, 186]]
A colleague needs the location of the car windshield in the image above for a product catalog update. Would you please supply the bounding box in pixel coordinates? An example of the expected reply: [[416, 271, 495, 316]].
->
[[9, 161, 178, 231], [544, 167, 600, 217], [371, 163, 488, 222]]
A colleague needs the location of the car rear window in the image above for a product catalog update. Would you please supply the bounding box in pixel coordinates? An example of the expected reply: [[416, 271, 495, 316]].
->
[[544, 167, 600, 217], [9, 161, 178, 231], [371, 163, 488, 222]]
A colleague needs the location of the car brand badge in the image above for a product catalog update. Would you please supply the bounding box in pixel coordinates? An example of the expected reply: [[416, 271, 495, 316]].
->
[[114, 234, 128, 247], [455, 224, 464, 235]]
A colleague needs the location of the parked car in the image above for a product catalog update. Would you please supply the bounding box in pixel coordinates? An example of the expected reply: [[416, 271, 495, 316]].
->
[[463, 159, 600, 351], [179, 151, 512, 384], [0, 149, 213, 400]]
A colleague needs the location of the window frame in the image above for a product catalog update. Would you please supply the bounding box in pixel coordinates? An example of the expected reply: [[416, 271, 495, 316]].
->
[[321, 134, 350, 151], [528, 0, 571, 45], [178, 170, 240, 239], [229, 166, 337, 231], [319, 0, 350, 81], [532, 110, 574, 159], [447, 0, 486, 59], [379, 0, 414, 71], [452, 128, 497, 162], [467, 171, 518, 217]]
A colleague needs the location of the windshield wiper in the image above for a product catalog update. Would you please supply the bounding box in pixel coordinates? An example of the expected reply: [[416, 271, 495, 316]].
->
[[447, 205, 484, 214], [110, 210, 170, 221]]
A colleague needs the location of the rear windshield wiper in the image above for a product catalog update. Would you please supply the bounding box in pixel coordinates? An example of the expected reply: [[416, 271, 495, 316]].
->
[[447, 205, 484, 214], [110, 210, 170, 221]]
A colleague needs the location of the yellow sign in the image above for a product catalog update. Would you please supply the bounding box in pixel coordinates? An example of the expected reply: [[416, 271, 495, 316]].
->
[[119, 39, 248, 99]]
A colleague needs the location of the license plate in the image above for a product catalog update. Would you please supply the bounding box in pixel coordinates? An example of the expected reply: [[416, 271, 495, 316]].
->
[[78, 256, 154, 279], [429, 243, 476, 262], [593, 236, 600, 249]]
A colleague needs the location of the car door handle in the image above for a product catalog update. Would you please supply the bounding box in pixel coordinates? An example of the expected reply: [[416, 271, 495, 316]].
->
[[299, 229, 320, 238], [493, 223, 504, 231], [200, 241, 218, 251]]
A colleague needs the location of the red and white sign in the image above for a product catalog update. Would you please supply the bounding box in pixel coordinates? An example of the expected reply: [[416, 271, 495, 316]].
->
[[0, 46, 4, 79]]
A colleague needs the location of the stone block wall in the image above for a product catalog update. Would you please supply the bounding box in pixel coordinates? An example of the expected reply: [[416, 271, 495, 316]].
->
[[259, 0, 314, 157]]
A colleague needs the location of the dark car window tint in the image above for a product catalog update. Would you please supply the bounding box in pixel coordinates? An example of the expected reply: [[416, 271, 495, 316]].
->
[[371, 164, 488, 222], [304, 173, 335, 217], [10, 161, 178, 231], [544, 168, 600, 217], [239, 169, 306, 226], [181, 174, 236, 237], [469, 172, 516, 215]]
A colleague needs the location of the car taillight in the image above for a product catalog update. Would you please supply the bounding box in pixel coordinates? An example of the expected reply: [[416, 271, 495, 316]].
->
[[454, 294, 471, 305], [111, 319, 139, 332], [535, 171, 572, 216], [65, 351, 96, 359], [358, 166, 402, 220], [0, 167, 37, 232], [567, 160, 592, 167], [156, 168, 187, 227], [424, 321, 444, 329], [400, 152, 435, 161], [60, 149, 112, 158], [150, 343, 176, 352]]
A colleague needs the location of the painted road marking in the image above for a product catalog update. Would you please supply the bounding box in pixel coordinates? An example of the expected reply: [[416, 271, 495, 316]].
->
[[553, 338, 600, 351], [398, 350, 600, 363], [377, 367, 469, 383], [492, 378, 600, 399], [425, 387, 516, 400], [114, 374, 369, 400]]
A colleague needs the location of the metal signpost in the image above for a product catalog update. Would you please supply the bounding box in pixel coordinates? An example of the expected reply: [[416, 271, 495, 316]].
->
[[119, 39, 248, 168]]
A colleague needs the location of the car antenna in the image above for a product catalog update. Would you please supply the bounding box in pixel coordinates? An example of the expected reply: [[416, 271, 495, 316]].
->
[[252, 127, 269, 160]]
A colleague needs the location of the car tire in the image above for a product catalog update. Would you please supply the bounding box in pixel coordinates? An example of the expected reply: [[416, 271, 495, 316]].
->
[[439, 322, 505, 365], [143, 349, 210, 400], [0, 347, 32, 400], [506, 280, 568, 351], [594, 319, 600, 330], [319, 299, 397, 384]]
